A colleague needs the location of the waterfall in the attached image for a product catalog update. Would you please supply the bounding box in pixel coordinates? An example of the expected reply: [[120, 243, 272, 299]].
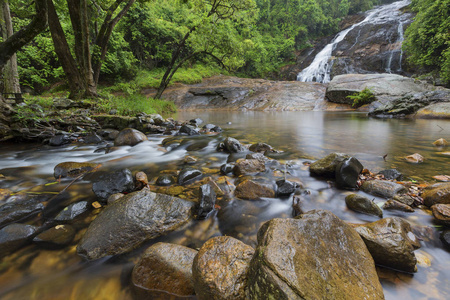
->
[[297, 0, 411, 83]]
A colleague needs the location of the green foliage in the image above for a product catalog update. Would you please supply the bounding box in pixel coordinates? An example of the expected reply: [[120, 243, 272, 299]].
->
[[13, 96, 53, 125], [403, 0, 450, 84], [347, 88, 376, 108]]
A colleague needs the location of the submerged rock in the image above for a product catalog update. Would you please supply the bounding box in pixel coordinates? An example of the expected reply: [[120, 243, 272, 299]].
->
[[335, 157, 363, 189], [0, 199, 44, 229], [249, 142, 274, 153], [247, 210, 384, 299], [53, 162, 99, 179], [309, 152, 350, 178], [178, 167, 203, 185], [33, 224, 76, 248], [433, 138, 449, 147], [132, 242, 197, 297], [54, 201, 90, 222], [0, 224, 38, 257], [234, 180, 275, 200], [92, 168, 135, 201], [378, 169, 403, 181], [77, 189, 194, 260], [156, 174, 175, 186], [192, 236, 254, 300], [233, 159, 266, 176], [114, 128, 148, 146], [432, 204, 450, 226], [382, 200, 414, 212], [422, 183, 450, 206], [361, 180, 407, 198], [405, 153, 424, 163], [345, 194, 383, 217], [354, 217, 420, 273]]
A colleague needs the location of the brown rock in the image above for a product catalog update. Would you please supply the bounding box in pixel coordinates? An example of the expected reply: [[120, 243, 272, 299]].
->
[[53, 162, 100, 179], [192, 236, 254, 300], [405, 153, 424, 163], [422, 182, 450, 207], [432, 204, 450, 226], [382, 199, 414, 212], [233, 159, 265, 176], [433, 138, 449, 147], [132, 242, 197, 297], [309, 152, 350, 178], [234, 180, 275, 200], [114, 128, 148, 146]]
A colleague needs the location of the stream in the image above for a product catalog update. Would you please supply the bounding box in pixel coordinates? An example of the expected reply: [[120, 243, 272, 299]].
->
[[0, 111, 449, 299]]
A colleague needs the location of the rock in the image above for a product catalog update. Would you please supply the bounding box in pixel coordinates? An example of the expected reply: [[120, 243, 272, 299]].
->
[[98, 128, 119, 140], [233, 159, 266, 176], [92, 168, 135, 201], [132, 242, 197, 297], [135, 171, 148, 190], [203, 124, 222, 133], [361, 180, 407, 198], [107, 193, 124, 205], [49, 134, 71, 146], [156, 174, 175, 186], [379, 169, 403, 181], [345, 194, 383, 217], [441, 230, 450, 249], [249, 142, 274, 153], [335, 157, 363, 189], [416, 102, 450, 119], [0, 199, 44, 229], [53, 97, 78, 109], [179, 124, 200, 136], [246, 152, 269, 162], [54, 201, 90, 222], [226, 152, 247, 163], [221, 137, 246, 153], [405, 153, 424, 163], [114, 128, 148, 146], [433, 138, 449, 147], [431, 204, 450, 226], [81, 133, 103, 144], [382, 200, 414, 212], [0, 224, 38, 257], [422, 183, 450, 206], [77, 189, 194, 260], [393, 194, 415, 206], [192, 236, 254, 300], [309, 152, 350, 178], [53, 162, 99, 179], [184, 156, 198, 164], [234, 180, 275, 200], [220, 163, 234, 175], [33, 224, 76, 248], [197, 184, 216, 219], [276, 179, 299, 197], [178, 167, 203, 185], [247, 210, 384, 300], [354, 217, 420, 273], [190, 118, 203, 126]]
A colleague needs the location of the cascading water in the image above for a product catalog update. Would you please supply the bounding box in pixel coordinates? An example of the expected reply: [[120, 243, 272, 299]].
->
[[386, 20, 405, 73], [297, 0, 411, 83]]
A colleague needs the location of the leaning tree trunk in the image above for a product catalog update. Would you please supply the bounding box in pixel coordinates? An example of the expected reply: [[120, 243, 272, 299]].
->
[[1, 0, 21, 95]]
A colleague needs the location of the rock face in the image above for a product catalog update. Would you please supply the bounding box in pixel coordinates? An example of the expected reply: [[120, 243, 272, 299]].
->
[[192, 236, 254, 300], [92, 168, 135, 201], [77, 189, 194, 260], [114, 128, 148, 146], [132, 242, 197, 297], [354, 217, 420, 273], [247, 210, 384, 300], [345, 194, 383, 217], [422, 183, 450, 207], [309, 152, 350, 178], [361, 180, 407, 198]]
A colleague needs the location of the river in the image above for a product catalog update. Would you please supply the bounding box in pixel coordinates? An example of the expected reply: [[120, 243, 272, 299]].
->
[[0, 111, 449, 299]]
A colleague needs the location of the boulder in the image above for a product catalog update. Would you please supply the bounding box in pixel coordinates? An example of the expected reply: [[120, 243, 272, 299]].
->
[[233, 159, 266, 176], [33, 224, 76, 248], [77, 189, 194, 260], [422, 183, 450, 206], [249, 143, 274, 153], [247, 210, 384, 300], [354, 217, 420, 273], [178, 167, 203, 185], [361, 180, 407, 198], [416, 102, 450, 119], [202, 124, 222, 133], [197, 184, 216, 219], [92, 168, 135, 201], [345, 194, 383, 217], [114, 128, 148, 146], [0, 199, 44, 229], [0, 224, 38, 257], [431, 204, 450, 226], [179, 124, 200, 136], [393, 194, 415, 206], [234, 180, 275, 200], [54, 201, 90, 222], [81, 133, 103, 144], [53, 162, 99, 179], [132, 243, 197, 297], [221, 137, 246, 153], [192, 236, 254, 300], [49, 134, 71, 146], [382, 200, 414, 212], [378, 169, 403, 181], [276, 179, 299, 197], [309, 152, 350, 178], [335, 157, 363, 189]]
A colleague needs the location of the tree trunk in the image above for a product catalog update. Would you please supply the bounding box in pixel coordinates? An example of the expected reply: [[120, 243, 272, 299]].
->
[[1, 0, 21, 95]]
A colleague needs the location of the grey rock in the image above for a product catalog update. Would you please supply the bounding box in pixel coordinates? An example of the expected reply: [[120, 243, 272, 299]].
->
[[0, 224, 38, 257], [378, 169, 403, 181], [156, 174, 175, 186], [178, 167, 203, 185], [197, 184, 216, 219], [114, 128, 148, 146], [92, 168, 135, 201], [361, 180, 407, 198], [54, 201, 90, 222]]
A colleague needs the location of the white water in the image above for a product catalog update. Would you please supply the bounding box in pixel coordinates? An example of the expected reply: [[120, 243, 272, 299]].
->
[[297, 0, 411, 83]]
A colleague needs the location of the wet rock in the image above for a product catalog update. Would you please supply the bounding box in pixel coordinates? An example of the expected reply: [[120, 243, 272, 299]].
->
[[53, 162, 99, 179], [276, 179, 299, 197], [345, 194, 383, 217], [77, 189, 194, 260], [379, 169, 403, 181], [361, 180, 407, 198], [135, 171, 148, 190], [92, 168, 135, 201], [197, 184, 216, 219], [49, 134, 71, 146], [433, 138, 449, 147], [226, 152, 247, 163], [247, 210, 384, 300], [422, 183, 450, 206], [431, 204, 450, 226], [382, 200, 414, 212], [249, 142, 274, 153], [132, 242, 197, 297], [354, 217, 420, 273], [309, 152, 350, 178], [156, 174, 175, 186], [81, 133, 103, 144], [219, 137, 246, 153], [393, 194, 415, 206], [190, 118, 203, 126], [178, 167, 203, 185], [416, 102, 450, 119], [440, 230, 450, 249], [233, 159, 265, 176], [54, 201, 90, 222], [234, 180, 275, 200], [203, 124, 222, 133], [335, 157, 363, 189], [179, 124, 200, 136], [405, 153, 424, 163], [246, 152, 269, 162], [33, 224, 76, 248], [107, 193, 124, 205], [150, 114, 165, 125], [220, 163, 234, 175], [184, 156, 198, 164], [98, 128, 119, 140], [0, 199, 44, 229], [185, 140, 209, 151], [114, 128, 148, 146], [193, 236, 254, 300], [0, 224, 38, 257]]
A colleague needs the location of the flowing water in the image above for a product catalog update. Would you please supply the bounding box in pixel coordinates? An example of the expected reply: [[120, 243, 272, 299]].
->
[[0, 111, 449, 299], [297, 0, 411, 83]]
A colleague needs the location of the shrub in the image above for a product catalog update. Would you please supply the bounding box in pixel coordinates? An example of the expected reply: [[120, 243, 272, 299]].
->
[[347, 88, 376, 108]]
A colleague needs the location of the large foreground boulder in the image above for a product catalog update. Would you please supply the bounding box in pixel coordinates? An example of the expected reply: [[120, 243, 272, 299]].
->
[[77, 188, 194, 260], [247, 210, 384, 300]]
